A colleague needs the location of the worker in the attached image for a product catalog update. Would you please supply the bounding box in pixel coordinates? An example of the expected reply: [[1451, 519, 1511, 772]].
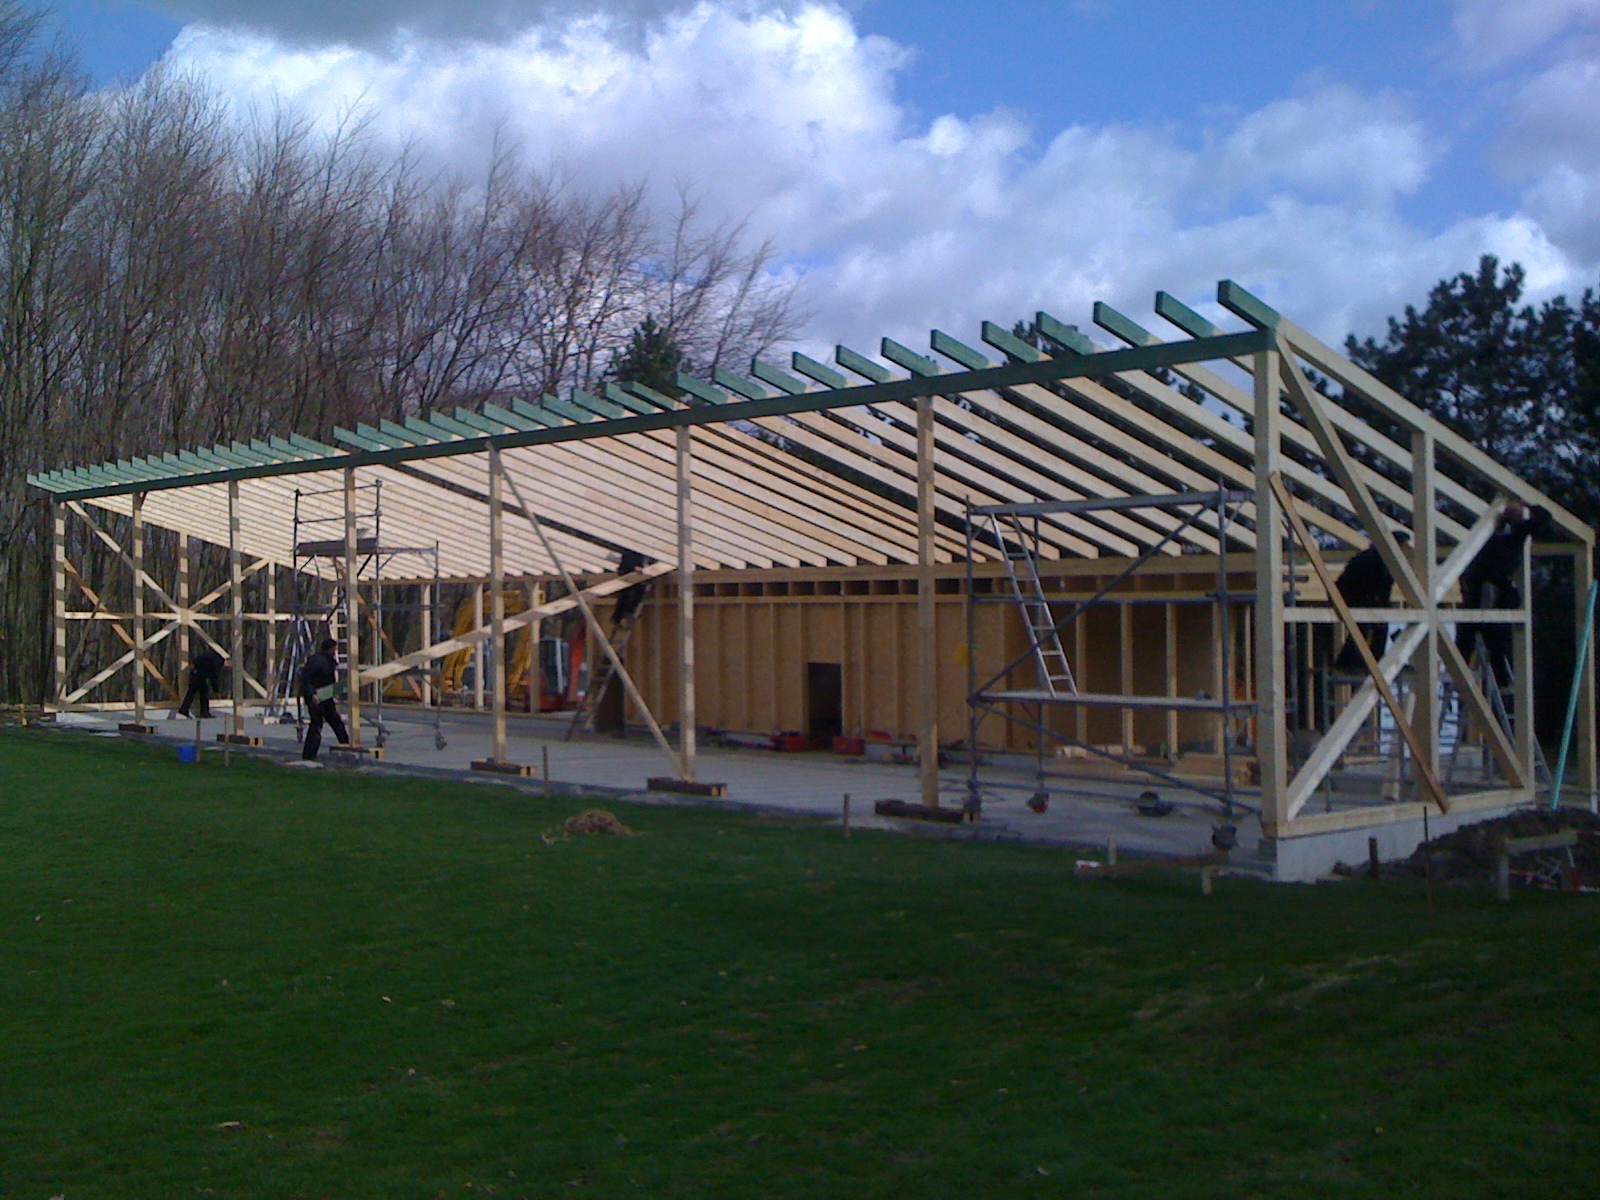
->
[[176, 646, 226, 718], [1332, 530, 1411, 673], [298, 637, 351, 760], [610, 548, 652, 628], [1455, 502, 1551, 688]]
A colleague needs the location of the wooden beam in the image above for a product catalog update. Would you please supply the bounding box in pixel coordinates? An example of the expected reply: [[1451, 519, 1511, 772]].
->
[[52, 504, 66, 707], [490, 446, 508, 761], [229, 480, 244, 736], [1254, 347, 1289, 826], [1411, 431, 1440, 785], [344, 467, 362, 746], [132, 493, 145, 726], [918, 395, 939, 807], [679, 424, 698, 781], [1271, 473, 1448, 812]]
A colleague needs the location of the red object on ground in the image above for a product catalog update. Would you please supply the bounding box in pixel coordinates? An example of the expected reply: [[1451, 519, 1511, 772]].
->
[[772, 733, 809, 752], [832, 736, 865, 755]]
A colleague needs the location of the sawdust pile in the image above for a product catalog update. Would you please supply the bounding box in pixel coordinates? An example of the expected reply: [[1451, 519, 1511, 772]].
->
[[542, 809, 635, 843]]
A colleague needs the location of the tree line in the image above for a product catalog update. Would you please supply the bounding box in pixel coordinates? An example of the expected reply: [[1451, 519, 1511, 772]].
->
[[0, 2, 796, 701]]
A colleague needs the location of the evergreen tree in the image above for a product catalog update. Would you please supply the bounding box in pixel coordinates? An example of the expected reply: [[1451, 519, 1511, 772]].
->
[[609, 315, 684, 398]]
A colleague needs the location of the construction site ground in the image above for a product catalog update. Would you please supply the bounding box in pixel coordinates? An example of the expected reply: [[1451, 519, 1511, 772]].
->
[[57, 705, 1277, 876]]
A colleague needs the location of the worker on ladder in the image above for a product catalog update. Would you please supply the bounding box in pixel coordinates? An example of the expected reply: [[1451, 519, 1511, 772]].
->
[[1456, 502, 1551, 694]]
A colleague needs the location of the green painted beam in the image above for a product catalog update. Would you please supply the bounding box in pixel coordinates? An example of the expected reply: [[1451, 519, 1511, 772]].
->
[[712, 368, 770, 401], [510, 399, 563, 428], [482, 402, 545, 432], [1153, 291, 1222, 339], [603, 384, 655, 415], [423, 413, 479, 439], [622, 382, 678, 410], [981, 321, 1045, 364], [288, 434, 338, 456], [335, 427, 387, 451], [676, 373, 731, 405], [1216, 280, 1280, 330], [1034, 312, 1096, 355], [34, 326, 1273, 501], [751, 360, 807, 395], [226, 442, 277, 466], [570, 390, 625, 419], [834, 345, 892, 384], [931, 329, 992, 371], [376, 419, 430, 447], [880, 339, 938, 378], [451, 408, 514, 436], [1092, 302, 1157, 347], [792, 352, 846, 391], [539, 396, 599, 425]]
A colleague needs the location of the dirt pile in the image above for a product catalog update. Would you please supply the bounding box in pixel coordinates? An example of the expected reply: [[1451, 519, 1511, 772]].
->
[[542, 809, 635, 843], [1339, 808, 1600, 886]]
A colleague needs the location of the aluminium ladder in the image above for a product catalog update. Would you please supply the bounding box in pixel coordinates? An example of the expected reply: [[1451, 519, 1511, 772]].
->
[[987, 511, 1077, 697]]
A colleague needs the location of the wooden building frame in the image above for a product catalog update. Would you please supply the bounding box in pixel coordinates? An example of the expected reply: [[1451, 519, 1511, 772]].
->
[[30, 280, 1597, 853]]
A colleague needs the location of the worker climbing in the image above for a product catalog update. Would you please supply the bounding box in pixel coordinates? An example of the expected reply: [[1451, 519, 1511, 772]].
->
[[1455, 501, 1552, 691], [1332, 530, 1411, 673]]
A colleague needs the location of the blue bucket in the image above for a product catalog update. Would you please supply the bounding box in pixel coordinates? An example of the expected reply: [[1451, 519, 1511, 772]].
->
[[177, 744, 199, 764]]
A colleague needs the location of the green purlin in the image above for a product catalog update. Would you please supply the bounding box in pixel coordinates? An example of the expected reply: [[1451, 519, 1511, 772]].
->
[[1154, 292, 1222, 339], [791, 353, 847, 391], [1034, 313, 1096, 355], [509, 399, 562, 428], [428, 412, 485, 439], [32, 327, 1274, 502], [1217, 280, 1281, 331], [539, 395, 598, 425], [750, 360, 807, 395], [981, 321, 1045, 365], [880, 339, 938, 378], [451, 409, 515, 437], [834, 345, 893, 384], [481, 403, 543, 433], [335, 428, 386, 452], [712, 368, 770, 401], [1092, 303, 1157, 347], [603, 384, 655, 416], [675, 373, 731, 405], [379, 419, 429, 447], [570, 390, 626, 420], [622, 382, 679, 410], [930, 329, 992, 372]]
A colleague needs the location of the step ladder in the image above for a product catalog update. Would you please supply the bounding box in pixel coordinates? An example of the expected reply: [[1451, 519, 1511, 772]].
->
[[987, 512, 1077, 697], [565, 616, 641, 740]]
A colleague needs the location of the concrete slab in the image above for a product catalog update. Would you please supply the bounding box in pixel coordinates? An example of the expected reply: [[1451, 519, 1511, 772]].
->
[[60, 706, 1269, 874]]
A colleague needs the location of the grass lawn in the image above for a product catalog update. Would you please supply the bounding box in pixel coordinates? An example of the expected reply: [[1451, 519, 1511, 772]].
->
[[2, 729, 1598, 1199]]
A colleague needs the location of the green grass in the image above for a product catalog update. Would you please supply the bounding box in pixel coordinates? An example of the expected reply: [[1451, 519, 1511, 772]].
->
[[2, 731, 1598, 1199]]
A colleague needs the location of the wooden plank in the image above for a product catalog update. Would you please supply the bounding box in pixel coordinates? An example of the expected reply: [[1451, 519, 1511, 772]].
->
[[1270, 472, 1448, 813], [1411, 431, 1440, 781], [52, 505, 66, 707], [229, 480, 244, 738], [490, 445, 507, 763], [918, 396, 940, 806], [678, 424, 698, 782], [344, 468, 362, 746], [1254, 349, 1290, 826]]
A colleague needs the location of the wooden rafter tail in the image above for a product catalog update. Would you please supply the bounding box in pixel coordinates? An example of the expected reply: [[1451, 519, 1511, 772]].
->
[[1269, 472, 1450, 813]]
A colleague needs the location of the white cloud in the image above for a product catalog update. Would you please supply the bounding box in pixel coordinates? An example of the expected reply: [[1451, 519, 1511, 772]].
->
[[1452, 0, 1600, 70], [161, 1, 1595, 360]]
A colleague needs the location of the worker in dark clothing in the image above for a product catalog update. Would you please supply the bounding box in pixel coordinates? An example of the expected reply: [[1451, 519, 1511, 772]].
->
[[1455, 502, 1552, 687], [298, 638, 351, 760], [1332, 531, 1411, 673], [610, 548, 652, 628], [176, 646, 226, 718]]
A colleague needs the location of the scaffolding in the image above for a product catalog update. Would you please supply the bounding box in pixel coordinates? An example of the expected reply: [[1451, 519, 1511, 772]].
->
[[964, 489, 1256, 819], [267, 480, 444, 750]]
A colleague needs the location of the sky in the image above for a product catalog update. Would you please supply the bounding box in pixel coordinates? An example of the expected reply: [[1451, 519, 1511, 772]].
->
[[37, 0, 1600, 358]]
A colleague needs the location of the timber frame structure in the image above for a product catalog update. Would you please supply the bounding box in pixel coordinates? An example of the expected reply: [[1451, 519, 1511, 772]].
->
[[29, 280, 1597, 861]]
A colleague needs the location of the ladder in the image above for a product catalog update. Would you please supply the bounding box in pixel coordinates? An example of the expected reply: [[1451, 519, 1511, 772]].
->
[[565, 615, 642, 740], [987, 512, 1077, 696]]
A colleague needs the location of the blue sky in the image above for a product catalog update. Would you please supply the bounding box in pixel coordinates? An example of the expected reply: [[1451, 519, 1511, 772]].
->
[[32, 0, 1600, 350]]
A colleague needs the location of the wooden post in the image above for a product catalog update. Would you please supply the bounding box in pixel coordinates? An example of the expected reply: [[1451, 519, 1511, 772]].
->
[[1119, 602, 1134, 752], [1165, 601, 1178, 757], [489, 445, 507, 763], [917, 394, 939, 807], [344, 467, 362, 746], [228, 480, 244, 737], [132, 493, 146, 727], [177, 533, 190, 683], [264, 563, 277, 708], [473, 583, 485, 712], [1576, 547, 1597, 809], [421, 581, 434, 709], [1515, 527, 1535, 788], [678, 423, 698, 782], [1411, 431, 1439, 791], [1253, 345, 1289, 830], [52, 503, 66, 709]]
